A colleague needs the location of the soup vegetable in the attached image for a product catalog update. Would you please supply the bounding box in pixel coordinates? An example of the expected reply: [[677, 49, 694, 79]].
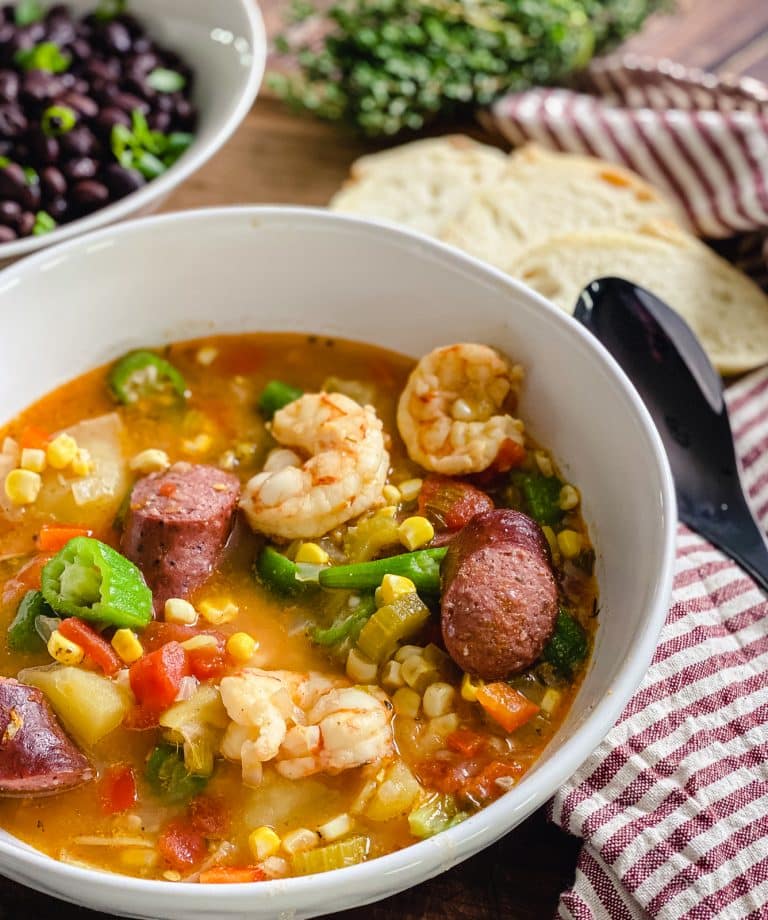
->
[[0, 335, 596, 883]]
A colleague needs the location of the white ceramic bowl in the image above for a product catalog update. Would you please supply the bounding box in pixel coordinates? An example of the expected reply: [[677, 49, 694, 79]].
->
[[0, 0, 265, 264], [0, 207, 676, 919]]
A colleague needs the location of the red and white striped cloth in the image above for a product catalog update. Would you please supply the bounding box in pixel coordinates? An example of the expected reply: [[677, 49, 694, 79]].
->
[[490, 56, 768, 249], [549, 366, 768, 920]]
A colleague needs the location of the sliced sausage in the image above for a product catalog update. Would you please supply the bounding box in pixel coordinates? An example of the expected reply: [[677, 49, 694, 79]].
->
[[440, 509, 558, 680], [0, 677, 93, 796], [121, 462, 240, 614]]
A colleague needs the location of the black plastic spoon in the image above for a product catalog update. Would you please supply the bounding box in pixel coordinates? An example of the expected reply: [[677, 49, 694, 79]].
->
[[574, 277, 768, 593]]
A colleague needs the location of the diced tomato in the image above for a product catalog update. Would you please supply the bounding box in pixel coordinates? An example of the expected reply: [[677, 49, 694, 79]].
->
[[462, 760, 524, 805], [492, 438, 527, 473], [142, 621, 200, 651], [1, 554, 52, 606], [99, 764, 137, 814], [188, 641, 226, 680], [129, 641, 189, 710], [189, 796, 230, 838], [475, 682, 540, 733], [37, 524, 93, 553], [18, 425, 51, 451], [446, 728, 487, 757], [199, 866, 267, 884], [58, 617, 122, 676], [123, 704, 161, 731], [418, 475, 494, 531], [158, 482, 177, 498], [414, 756, 479, 795], [158, 819, 207, 872]]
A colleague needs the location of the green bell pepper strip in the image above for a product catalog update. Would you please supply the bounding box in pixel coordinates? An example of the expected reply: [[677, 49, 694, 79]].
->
[[311, 594, 376, 646], [108, 350, 187, 405], [258, 380, 303, 420], [7, 590, 53, 652], [254, 545, 317, 596], [318, 548, 447, 593], [541, 609, 588, 677], [145, 744, 208, 804], [511, 471, 564, 526], [41, 537, 153, 629]]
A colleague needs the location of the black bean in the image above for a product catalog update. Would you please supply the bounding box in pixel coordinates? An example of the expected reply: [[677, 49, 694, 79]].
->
[[63, 156, 98, 181], [174, 97, 196, 130], [85, 58, 120, 83], [0, 224, 17, 242], [0, 163, 27, 201], [46, 195, 67, 220], [0, 68, 18, 102], [103, 162, 145, 198], [154, 93, 174, 114], [102, 21, 132, 55], [93, 82, 120, 106], [147, 110, 170, 133], [71, 179, 109, 209], [45, 17, 76, 47], [95, 105, 130, 134], [0, 198, 20, 226], [69, 38, 92, 62], [27, 128, 59, 164], [0, 102, 25, 136], [60, 125, 99, 157], [131, 36, 151, 55], [17, 180, 40, 211], [16, 209, 34, 236], [60, 92, 99, 118], [41, 165, 66, 198], [21, 71, 63, 104], [126, 51, 158, 77], [45, 5, 70, 19], [111, 90, 148, 114]]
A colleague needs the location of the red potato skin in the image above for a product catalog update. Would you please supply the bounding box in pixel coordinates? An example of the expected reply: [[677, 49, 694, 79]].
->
[[440, 509, 559, 680], [0, 677, 93, 796], [120, 463, 240, 615]]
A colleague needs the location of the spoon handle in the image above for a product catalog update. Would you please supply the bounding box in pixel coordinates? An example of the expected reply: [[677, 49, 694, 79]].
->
[[689, 506, 768, 596]]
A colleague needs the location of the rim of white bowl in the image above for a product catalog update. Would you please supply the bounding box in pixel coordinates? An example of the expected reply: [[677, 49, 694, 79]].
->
[[0, 206, 678, 917], [0, 1, 266, 262]]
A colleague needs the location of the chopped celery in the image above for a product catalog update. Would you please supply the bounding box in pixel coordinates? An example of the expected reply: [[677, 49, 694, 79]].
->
[[357, 592, 431, 663], [343, 512, 400, 563], [292, 835, 369, 875], [510, 471, 563, 525], [541, 609, 588, 677], [408, 793, 467, 839], [7, 590, 51, 652], [159, 685, 228, 777], [318, 548, 446, 593], [311, 594, 376, 646], [145, 743, 208, 803], [258, 380, 302, 419]]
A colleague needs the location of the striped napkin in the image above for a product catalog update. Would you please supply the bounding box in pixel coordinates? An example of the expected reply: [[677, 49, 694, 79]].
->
[[548, 367, 768, 920]]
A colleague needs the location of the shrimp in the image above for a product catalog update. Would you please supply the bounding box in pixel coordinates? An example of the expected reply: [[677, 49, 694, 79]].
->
[[240, 392, 389, 540], [397, 343, 525, 475], [219, 668, 393, 786]]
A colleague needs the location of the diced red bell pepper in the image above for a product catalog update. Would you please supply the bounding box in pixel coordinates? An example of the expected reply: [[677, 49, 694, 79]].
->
[[446, 728, 487, 757], [414, 756, 480, 795], [199, 866, 267, 884], [37, 524, 93, 553], [158, 819, 207, 872], [58, 617, 122, 676], [100, 763, 137, 814], [189, 795, 230, 838], [418, 475, 494, 531], [129, 641, 189, 711], [187, 640, 226, 680]]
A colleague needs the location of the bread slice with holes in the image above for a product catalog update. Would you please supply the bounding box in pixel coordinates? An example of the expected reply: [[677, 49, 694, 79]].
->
[[329, 136, 508, 237], [509, 225, 768, 374], [441, 144, 685, 268]]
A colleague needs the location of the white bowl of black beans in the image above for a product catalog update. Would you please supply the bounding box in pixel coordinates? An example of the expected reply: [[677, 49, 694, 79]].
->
[[0, 0, 266, 262]]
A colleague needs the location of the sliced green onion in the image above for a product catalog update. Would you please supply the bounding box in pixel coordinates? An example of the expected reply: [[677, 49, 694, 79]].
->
[[41, 104, 77, 137], [165, 132, 194, 160], [147, 68, 186, 93], [14, 0, 44, 26], [258, 380, 303, 419], [134, 151, 166, 180], [0, 156, 10, 169], [14, 42, 71, 74], [32, 210, 56, 236]]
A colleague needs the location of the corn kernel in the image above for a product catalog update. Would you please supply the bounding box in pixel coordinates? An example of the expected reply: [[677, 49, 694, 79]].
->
[[380, 659, 404, 690], [382, 484, 401, 504], [534, 450, 554, 478], [317, 813, 354, 842], [47, 433, 78, 470], [281, 828, 319, 856], [398, 516, 434, 551], [541, 525, 559, 560], [47, 630, 84, 665], [540, 688, 562, 717], [397, 478, 423, 503], [392, 686, 421, 718], [218, 449, 238, 471], [559, 484, 580, 511], [461, 672, 483, 702], [346, 648, 378, 683], [182, 433, 212, 455], [180, 634, 218, 652], [379, 574, 416, 606], [262, 856, 290, 878], [375, 505, 397, 520], [198, 598, 238, 625], [163, 870, 182, 882], [130, 448, 170, 475], [196, 346, 218, 366], [401, 654, 438, 692], [4, 469, 41, 505], [557, 529, 583, 559], [249, 826, 281, 861], [423, 682, 456, 718], [164, 597, 198, 625], [394, 644, 423, 663], [70, 447, 92, 477], [428, 712, 460, 738], [226, 632, 258, 662], [111, 628, 143, 664], [20, 448, 46, 473], [295, 542, 329, 565]]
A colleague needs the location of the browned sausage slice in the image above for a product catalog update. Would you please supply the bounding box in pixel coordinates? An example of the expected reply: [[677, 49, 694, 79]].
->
[[121, 462, 240, 614], [441, 509, 558, 680], [0, 677, 93, 796]]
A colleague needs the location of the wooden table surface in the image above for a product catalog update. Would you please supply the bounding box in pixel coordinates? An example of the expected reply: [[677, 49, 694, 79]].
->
[[3, 2, 768, 919]]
